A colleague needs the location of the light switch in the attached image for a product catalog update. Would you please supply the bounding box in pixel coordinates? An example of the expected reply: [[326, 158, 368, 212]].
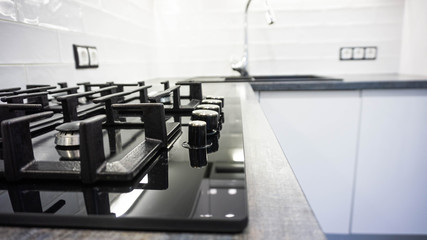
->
[[365, 47, 377, 60], [353, 47, 364, 60], [340, 48, 352, 60], [73, 44, 98, 69]]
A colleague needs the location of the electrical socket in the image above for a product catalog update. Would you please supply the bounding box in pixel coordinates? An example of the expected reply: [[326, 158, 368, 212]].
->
[[364, 47, 377, 60], [340, 48, 352, 60], [353, 47, 365, 60], [339, 46, 377, 61], [88, 47, 99, 67], [73, 44, 99, 69]]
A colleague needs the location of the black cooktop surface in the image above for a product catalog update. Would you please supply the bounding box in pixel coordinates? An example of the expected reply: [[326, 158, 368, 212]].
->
[[0, 97, 247, 233]]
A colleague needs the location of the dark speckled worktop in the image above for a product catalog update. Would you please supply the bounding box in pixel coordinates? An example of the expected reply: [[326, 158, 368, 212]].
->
[[250, 74, 427, 91]]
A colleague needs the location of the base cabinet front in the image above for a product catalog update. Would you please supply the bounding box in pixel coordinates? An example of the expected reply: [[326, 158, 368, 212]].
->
[[260, 90, 360, 234], [260, 89, 427, 235]]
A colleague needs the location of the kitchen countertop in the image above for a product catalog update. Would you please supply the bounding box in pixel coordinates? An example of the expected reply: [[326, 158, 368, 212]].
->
[[250, 74, 427, 91], [0, 82, 325, 240]]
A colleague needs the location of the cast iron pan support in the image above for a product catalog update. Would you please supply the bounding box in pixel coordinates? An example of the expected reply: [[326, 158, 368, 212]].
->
[[56, 86, 117, 122], [137, 81, 149, 103], [0, 104, 43, 138], [58, 82, 68, 88], [176, 82, 203, 101], [148, 85, 182, 111], [112, 103, 168, 147], [48, 87, 79, 96], [81, 103, 167, 183], [161, 80, 170, 90], [93, 85, 152, 125], [1, 111, 54, 181], [14, 86, 56, 95], [79, 115, 106, 184], [1, 92, 50, 110]]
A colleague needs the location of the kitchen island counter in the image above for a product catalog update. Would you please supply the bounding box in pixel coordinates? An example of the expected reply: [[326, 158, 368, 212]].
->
[[0, 82, 325, 240]]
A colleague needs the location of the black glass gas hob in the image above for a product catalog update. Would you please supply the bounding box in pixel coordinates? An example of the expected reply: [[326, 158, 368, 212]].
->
[[0, 81, 247, 232]]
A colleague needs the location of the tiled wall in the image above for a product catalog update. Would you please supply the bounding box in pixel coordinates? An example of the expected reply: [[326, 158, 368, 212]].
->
[[399, 0, 427, 76], [0, 0, 155, 89], [153, 0, 405, 77], [0, 0, 407, 89]]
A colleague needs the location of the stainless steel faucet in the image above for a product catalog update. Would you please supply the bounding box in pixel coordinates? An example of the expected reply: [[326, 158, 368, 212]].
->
[[232, 0, 275, 77]]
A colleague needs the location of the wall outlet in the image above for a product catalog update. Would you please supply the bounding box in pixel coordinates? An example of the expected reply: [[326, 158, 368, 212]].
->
[[340, 48, 353, 60], [364, 47, 377, 60], [353, 47, 365, 59], [339, 46, 377, 61], [73, 44, 99, 69], [88, 47, 99, 67]]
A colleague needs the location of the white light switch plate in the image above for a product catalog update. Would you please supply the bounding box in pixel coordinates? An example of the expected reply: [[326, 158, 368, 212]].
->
[[88, 47, 99, 67], [365, 47, 377, 59], [73, 44, 98, 69], [76, 47, 89, 67], [353, 47, 364, 60], [340, 48, 352, 60]]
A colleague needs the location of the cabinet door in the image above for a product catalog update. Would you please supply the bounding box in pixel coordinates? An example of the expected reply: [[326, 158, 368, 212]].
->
[[260, 90, 360, 234], [352, 89, 427, 234]]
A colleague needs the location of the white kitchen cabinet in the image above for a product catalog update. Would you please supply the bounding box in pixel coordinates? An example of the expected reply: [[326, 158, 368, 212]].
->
[[259, 90, 361, 234], [260, 88, 427, 235], [351, 89, 427, 234]]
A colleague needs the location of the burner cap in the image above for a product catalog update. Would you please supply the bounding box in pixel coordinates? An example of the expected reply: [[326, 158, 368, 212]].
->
[[55, 121, 81, 147], [55, 121, 80, 132]]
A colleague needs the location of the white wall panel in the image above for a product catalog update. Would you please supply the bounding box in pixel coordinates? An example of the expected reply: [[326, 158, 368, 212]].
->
[[0, 66, 27, 89], [15, 0, 84, 31], [153, 0, 405, 77], [0, 0, 411, 87], [26, 64, 75, 86], [0, 0, 17, 21], [399, 0, 427, 75], [0, 0, 155, 89], [0, 21, 61, 64]]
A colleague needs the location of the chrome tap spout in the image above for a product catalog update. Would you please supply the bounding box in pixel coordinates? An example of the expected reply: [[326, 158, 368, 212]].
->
[[232, 0, 275, 76]]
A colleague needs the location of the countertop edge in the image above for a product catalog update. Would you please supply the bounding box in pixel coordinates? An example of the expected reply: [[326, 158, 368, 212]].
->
[[250, 80, 427, 91], [237, 83, 326, 240]]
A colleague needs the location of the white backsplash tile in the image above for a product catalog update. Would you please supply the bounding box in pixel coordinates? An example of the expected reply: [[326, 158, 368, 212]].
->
[[0, 0, 17, 21], [16, 0, 84, 32], [0, 21, 61, 64], [26, 64, 75, 86], [73, 64, 102, 84], [0, 65, 27, 89], [73, 0, 100, 8], [81, 62, 151, 83], [58, 31, 92, 63], [155, 60, 232, 78], [101, 0, 153, 28], [81, 5, 150, 41], [0, 0, 408, 84], [129, 0, 153, 11], [153, 0, 404, 77]]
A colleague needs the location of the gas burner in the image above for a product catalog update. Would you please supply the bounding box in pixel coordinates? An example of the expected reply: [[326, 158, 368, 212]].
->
[[55, 121, 81, 147]]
